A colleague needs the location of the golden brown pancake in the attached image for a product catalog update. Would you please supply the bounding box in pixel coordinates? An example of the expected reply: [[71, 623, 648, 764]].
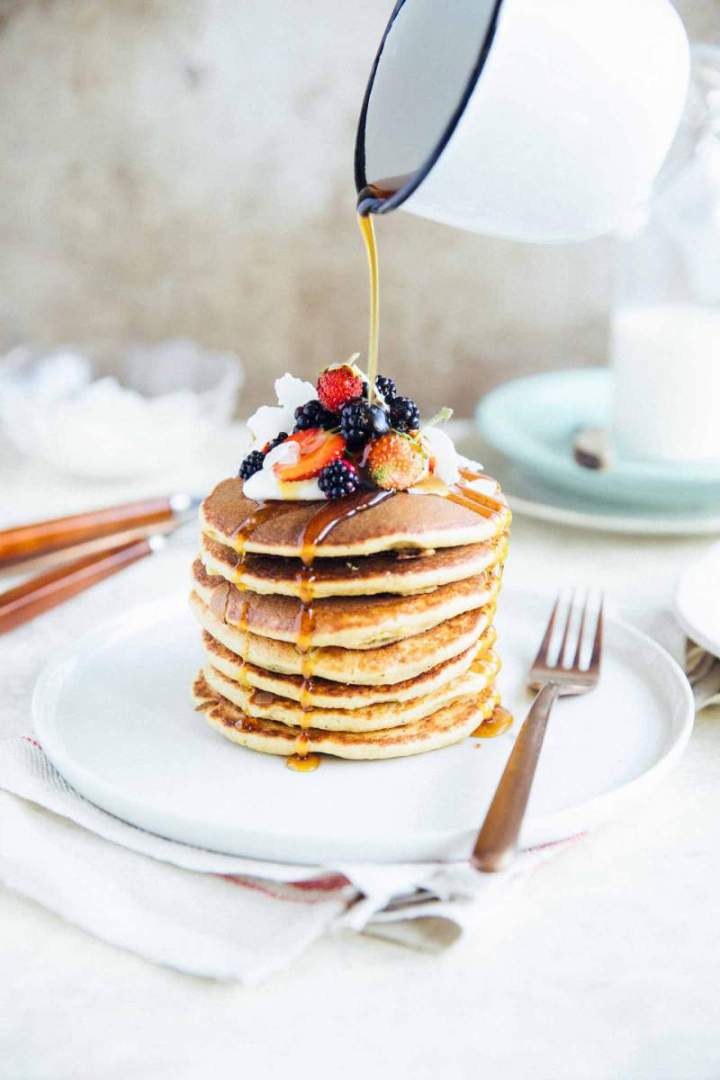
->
[[190, 591, 495, 684], [201, 624, 497, 707], [192, 558, 501, 649], [193, 670, 500, 760], [202, 649, 499, 731], [200, 478, 511, 559], [200, 532, 508, 598]]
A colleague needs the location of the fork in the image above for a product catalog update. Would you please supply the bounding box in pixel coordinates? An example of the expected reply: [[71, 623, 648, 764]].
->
[[472, 590, 604, 873]]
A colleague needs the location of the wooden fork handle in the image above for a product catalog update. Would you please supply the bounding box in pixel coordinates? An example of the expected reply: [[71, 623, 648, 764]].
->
[[472, 682, 560, 873], [0, 538, 154, 634], [0, 497, 173, 567]]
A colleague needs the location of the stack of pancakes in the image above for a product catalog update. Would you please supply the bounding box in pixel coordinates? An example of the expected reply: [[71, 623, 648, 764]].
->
[[191, 475, 511, 766]]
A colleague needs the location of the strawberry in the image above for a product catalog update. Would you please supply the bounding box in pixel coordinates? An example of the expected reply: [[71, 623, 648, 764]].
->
[[273, 428, 345, 482], [367, 433, 428, 491], [316, 363, 364, 413]]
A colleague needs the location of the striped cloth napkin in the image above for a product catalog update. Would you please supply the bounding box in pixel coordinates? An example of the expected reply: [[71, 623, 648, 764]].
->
[[0, 735, 564, 982], [686, 640, 720, 710]]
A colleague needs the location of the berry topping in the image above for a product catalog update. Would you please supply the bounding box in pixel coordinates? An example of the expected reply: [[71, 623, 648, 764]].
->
[[367, 433, 427, 491], [262, 431, 288, 454], [368, 403, 390, 437], [318, 459, 361, 498], [389, 395, 420, 433], [293, 399, 336, 432], [317, 363, 364, 413], [273, 428, 346, 482], [238, 449, 265, 481], [375, 375, 397, 402], [339, 400, 390, 449], [360, 374, 396, 401]]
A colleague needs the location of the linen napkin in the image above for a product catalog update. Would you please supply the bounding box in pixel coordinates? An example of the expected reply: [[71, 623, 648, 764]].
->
[[685, 640, 720, 709], [0, 735, 565, 981]]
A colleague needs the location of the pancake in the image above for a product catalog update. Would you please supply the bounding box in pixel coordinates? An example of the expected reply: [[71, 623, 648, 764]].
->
[[201, 624, 497, 707], [193, 670, 500, 760], [202, 649, 500, 731], [192, 558, 501, 649], [200, 478, 511, 559], [190, 591, 494, 684], [200, 532, 508, 598]]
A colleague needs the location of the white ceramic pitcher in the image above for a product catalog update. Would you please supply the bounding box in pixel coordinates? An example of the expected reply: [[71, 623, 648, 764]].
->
[[355, 0, 690, 243]]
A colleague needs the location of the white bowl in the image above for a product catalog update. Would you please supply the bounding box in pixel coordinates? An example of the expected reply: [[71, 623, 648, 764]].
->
[[0, 341, 243, 479]]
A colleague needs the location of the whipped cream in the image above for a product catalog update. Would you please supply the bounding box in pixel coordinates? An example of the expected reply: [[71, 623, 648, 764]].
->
[[247, 374, 316, 448], [243, 439, 323, 501], [243, 471, 323, 501], [421, 427, 460, 485]]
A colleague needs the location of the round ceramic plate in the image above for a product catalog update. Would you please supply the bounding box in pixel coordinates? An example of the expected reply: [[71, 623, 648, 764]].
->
[[455, 431, 720, 536], [476, 368, 720, 509], [33, 590, 693, 865], [675, 542, 720, 658]]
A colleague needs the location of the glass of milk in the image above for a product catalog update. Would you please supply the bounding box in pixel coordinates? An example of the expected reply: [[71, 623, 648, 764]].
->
[[611, 45, 720, 465]]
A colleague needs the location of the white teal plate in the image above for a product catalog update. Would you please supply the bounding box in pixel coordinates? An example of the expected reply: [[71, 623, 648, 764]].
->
[[32, 589, 694, 865], [455, 432, 720, 536], [476, 368, 720, 510]]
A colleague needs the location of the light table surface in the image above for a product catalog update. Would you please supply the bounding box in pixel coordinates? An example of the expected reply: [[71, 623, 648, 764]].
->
[[1, 435, 719, 1080]]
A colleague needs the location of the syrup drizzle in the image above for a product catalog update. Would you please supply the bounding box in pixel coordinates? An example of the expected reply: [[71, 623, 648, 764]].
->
[[472, 705, 513, 739], [232, 475, 507, 770], [286, 490, 397, 771]]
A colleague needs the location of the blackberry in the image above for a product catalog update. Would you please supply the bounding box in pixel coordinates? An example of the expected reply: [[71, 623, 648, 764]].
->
[[360, 374, 396, 401], [238, 449, 265, 480], [339, 400, 389, 449], [389, 395, 420, 433], [318, 460, 360, 498], [375, 374, 397, 402], [264, 431, 288, 453], [368, 403, 390, 437], [294, 399, 336, 431]]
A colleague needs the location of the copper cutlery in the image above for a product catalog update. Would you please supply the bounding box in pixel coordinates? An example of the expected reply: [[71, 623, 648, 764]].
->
[[473, 591, 603, 872], [0, 494, 199, 633]]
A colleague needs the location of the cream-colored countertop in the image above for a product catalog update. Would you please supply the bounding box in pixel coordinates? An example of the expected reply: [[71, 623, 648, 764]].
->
[[1, 428, 719, 1080]]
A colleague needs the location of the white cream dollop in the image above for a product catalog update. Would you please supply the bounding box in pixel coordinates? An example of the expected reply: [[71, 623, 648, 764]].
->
[[422, 426, 460, 485], [242, 438, 324, 501], [246, 373, 316, 448]]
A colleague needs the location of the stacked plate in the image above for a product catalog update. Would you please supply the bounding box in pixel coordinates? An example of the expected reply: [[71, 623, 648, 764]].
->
[[474, 368, 720, 535], [189, 476, 512, 766]]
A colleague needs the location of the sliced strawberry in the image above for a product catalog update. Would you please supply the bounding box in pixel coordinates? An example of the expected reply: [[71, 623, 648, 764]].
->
[[273, 428, 346, 482]]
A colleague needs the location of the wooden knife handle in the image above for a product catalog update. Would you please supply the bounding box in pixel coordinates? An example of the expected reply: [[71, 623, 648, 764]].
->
[[0, 538, 154, 634], [0, 497, 173, 567]]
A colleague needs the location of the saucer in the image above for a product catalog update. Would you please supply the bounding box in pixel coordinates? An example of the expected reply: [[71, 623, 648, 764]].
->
[[455, 432, 720, 536], [476, 368, 720, 510]]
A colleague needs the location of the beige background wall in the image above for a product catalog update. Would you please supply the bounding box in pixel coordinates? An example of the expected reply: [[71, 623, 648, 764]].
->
[[0, 0, 716, 416]]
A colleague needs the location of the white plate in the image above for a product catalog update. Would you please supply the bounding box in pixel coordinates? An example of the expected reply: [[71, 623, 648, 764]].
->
[[33, 590, 694, 865], [456, 431, 720, 536], [675, 542, 720, 658]]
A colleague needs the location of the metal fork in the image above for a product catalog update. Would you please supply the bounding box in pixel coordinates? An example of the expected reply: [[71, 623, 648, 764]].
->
[[472, 590, 604, 873]]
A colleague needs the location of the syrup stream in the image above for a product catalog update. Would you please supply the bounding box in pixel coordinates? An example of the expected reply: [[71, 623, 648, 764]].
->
[[358, 213, 380, 403]]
